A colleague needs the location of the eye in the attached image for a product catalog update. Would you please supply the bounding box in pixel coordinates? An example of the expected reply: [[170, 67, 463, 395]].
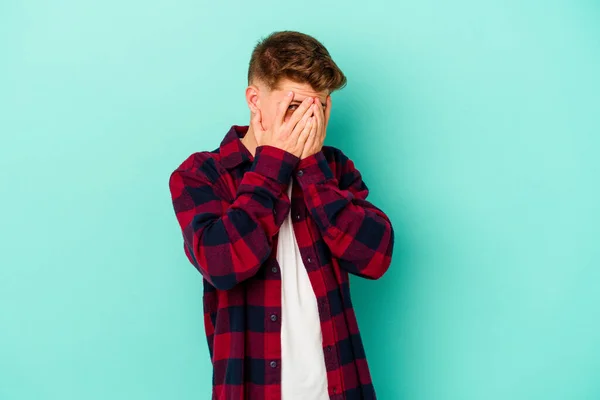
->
[[287, 104, 298, 111]]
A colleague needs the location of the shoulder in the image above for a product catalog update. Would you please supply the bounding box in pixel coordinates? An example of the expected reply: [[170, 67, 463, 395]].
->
[[168, 147, 238, 204], [321, 144, 361, 175], [169, 148, 225, 186], [321, 145, 368, 192]]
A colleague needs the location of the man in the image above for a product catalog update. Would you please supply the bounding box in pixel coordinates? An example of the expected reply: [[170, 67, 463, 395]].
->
[[169, 30, 395, 400]]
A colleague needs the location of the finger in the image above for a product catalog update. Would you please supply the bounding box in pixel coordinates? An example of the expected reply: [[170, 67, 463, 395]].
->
[[301, 118, 316, 156], [274, 91, 296, 127], [250, 108, 263, 132], [250, 109, 265, 146], [313, 101, 323, 140], [286, 96, 314, 130], [308, 115, 318, 147], [325, 95, 332, 128], [291, 104, 314, 138], [297, 116, 314, 149], [318, 98, 327, 140]]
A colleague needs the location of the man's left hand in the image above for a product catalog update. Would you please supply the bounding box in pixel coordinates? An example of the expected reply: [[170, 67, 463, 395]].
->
[[300, 95, 331, 160]]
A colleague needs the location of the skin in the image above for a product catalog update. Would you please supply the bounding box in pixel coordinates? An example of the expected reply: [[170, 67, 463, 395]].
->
[[243, 78, 332, 160]]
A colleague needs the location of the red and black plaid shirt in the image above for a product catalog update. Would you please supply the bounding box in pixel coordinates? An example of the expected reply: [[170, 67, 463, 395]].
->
[[169, 125, 395, 400]]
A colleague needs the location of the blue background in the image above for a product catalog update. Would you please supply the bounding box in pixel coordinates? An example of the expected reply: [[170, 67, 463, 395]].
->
[[1, 1, 600, 399]]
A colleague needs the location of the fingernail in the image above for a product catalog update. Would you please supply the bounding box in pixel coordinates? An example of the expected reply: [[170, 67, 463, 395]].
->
[[288, 91, 293, 96]]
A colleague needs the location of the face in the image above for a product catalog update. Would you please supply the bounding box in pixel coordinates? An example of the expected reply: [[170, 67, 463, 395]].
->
[[246, 78, 330, 131]]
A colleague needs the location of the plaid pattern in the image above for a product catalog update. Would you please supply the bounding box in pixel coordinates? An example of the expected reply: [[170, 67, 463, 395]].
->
[[169, 125, 395, 400]]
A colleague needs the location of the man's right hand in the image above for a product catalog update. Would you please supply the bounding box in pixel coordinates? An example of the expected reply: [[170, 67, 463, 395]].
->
[[250, 91, 316, 159]]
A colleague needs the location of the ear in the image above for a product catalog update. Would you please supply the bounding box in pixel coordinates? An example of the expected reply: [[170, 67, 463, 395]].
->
[[245, 85, 261, 114]]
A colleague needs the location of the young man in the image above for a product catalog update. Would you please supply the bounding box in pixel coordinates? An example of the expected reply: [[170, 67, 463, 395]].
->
[[169, 30, 395, 400]]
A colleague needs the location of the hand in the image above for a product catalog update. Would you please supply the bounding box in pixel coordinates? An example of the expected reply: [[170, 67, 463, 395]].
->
[[250, 92, 316, 159], [300, 95, 331, 160]]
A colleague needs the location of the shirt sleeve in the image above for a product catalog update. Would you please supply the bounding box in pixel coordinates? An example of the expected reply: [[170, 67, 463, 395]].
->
[[169, 145, 300, 290], [295, 148, 395, 280]]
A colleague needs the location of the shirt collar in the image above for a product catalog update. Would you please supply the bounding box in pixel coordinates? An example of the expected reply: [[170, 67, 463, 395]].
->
[[219, 125, 254, 169]]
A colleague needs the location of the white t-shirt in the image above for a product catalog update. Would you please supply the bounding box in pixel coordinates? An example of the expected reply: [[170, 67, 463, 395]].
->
[[276, 177, 329, 400]]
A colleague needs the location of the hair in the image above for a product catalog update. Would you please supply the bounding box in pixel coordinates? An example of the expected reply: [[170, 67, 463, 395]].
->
[[248, 30, 347, 94]]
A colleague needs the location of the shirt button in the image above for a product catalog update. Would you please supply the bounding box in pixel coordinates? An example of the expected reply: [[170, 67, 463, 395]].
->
[[297, 170, 304, 177], [271, 266, 278, 273], [270, 361, 277, 368], [333, 387, 337, 394], [295, 214, 301, 220], [307, 257, 312, 263], [270, 314, 278, 322], [326, 345, 332, 352]]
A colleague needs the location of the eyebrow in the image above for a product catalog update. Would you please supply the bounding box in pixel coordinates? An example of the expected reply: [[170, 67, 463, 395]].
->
[[290, 100, 327, 107]]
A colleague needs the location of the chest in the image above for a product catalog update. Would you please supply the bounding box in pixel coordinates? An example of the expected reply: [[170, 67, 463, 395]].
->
[[223, 164, 317, 263]]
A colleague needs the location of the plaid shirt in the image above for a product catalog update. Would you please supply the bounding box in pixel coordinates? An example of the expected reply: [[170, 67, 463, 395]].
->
[[169, 125, 395, 400]]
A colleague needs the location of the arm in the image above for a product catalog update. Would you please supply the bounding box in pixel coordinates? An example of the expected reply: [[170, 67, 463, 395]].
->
[[169, 145, 300, 290], [295, 148, 395, 279]]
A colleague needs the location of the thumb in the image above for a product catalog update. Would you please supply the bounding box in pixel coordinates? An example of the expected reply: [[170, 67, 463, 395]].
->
[[250, 108, 264, 134], [250, 108, 266, 146]]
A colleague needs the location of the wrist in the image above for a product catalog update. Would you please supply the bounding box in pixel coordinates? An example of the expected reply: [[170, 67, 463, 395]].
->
[[296, 149, 334, 186], [252, 145, 300, 184]]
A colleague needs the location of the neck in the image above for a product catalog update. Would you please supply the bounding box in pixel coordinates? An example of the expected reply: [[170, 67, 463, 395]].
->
[[241, 125, 258, 157]]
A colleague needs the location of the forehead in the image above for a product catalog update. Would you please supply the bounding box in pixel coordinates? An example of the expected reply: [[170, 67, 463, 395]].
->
[[273, 78, 329, 102]]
